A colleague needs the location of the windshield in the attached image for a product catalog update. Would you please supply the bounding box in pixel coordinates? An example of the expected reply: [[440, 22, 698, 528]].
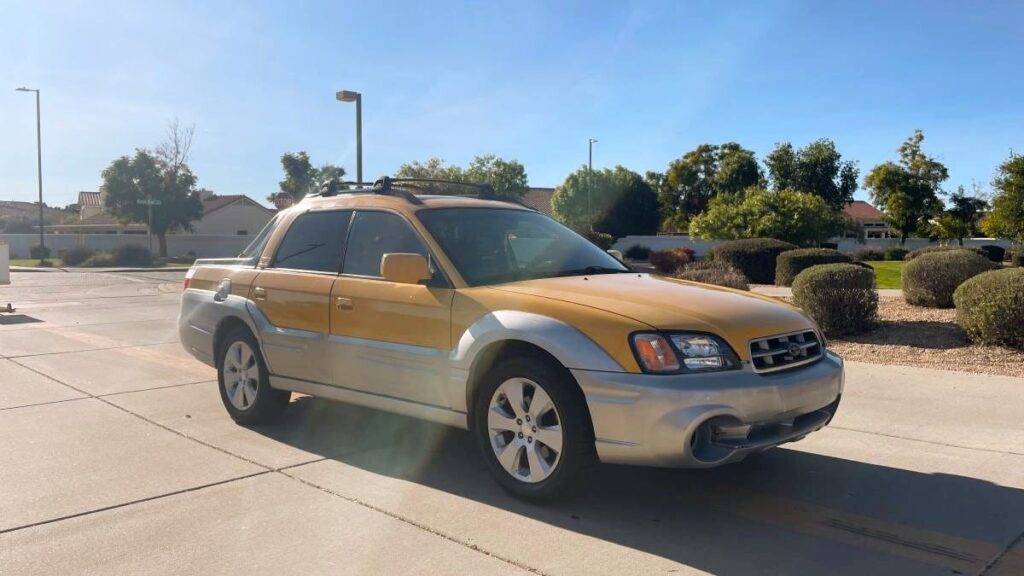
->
[[417, 208, 629, 286]]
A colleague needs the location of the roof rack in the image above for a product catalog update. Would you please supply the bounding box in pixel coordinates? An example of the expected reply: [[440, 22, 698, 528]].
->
[[309, 176, 534, 210]]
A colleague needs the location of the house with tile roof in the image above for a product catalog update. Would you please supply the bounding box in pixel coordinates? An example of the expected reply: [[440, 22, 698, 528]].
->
[[47, 190, 273, 236], [843, 200, 894, 239]]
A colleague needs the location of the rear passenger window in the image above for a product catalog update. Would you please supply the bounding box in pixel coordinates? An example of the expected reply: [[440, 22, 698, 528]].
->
[[271, 210, 352, 273], [343, 211, 429, 278]]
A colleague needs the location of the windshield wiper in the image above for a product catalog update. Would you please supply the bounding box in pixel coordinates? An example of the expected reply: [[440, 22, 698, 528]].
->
[[555, 265, 631, 277]]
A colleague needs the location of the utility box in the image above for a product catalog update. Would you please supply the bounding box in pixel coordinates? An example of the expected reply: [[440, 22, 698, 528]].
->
[[0, 240, 9, 285]]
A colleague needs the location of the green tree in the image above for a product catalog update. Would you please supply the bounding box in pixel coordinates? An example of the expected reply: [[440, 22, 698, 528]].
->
[[932, 213, 970, 245], [982, 153, 1024, 245], [688, 188, 845, 246], [765, 138, 859, 207], [395, 155, 529, 200], [660, 143, 761, 231], [101, 149, 203, 257], [944, 185, 989, 243], [275, 151, 346, 202], [551, 166, 660, 238], [864, 130, 948, 245]]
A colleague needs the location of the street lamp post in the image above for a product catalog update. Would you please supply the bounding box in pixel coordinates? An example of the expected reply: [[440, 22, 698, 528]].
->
[[588, 138, 598, 230], [16, 87, 44, 262], [335, 90, 363, 185]]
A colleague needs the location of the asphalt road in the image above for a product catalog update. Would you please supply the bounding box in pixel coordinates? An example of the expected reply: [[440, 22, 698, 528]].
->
[[1, 270, 1022, 575]]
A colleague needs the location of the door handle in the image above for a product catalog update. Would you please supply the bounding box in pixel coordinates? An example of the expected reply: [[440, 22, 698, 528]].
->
[[253, 287, 266, 301], [335, 297, 354, 311]]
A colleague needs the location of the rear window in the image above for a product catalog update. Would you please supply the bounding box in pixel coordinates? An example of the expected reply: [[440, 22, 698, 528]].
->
[[237, 214, 280, 266], [270, 210, 352, 273]]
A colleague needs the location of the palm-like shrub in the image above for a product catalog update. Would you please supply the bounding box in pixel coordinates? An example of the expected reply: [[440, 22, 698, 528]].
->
[[954, 268, 1024, 349], [62, 245, 95, 266], [903, 250, 997, 308], [775, 248, 851, 286], [707, 238, 796, 284], [792, 263, 878, 336]]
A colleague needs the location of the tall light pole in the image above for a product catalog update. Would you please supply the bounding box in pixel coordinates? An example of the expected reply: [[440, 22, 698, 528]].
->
[[16, 87, 44, 261], [588, 138, 598, 230], [335, 90, 362, 185]]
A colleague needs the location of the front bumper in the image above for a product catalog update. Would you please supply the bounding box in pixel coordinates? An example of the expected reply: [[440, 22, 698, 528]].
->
[[572, 352, 844, 468]]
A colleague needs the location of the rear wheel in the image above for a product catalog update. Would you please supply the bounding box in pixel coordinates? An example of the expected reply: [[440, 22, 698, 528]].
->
[[217, 327, 289, 425], [473, 356, 593, 502]]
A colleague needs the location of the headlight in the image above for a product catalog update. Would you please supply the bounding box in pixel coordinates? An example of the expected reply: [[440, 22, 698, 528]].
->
[[631, 332, 738, 374]]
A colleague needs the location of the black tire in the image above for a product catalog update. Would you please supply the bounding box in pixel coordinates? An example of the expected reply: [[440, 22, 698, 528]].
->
[[472, 356, 595, 502], [216, 326, 289, 425]]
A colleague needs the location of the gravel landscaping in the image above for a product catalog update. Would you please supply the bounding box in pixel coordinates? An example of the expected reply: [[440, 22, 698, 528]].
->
[[783, 296, 1024, 378]]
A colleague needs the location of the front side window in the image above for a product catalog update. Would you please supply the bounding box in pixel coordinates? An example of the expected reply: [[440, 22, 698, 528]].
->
[[271, 210, 352, 273], [342, 211, 430, 278], [417, 208, 628, 286]]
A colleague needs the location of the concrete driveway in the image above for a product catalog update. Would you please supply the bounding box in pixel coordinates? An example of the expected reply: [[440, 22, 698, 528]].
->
[[1, 270, 1022, 575]]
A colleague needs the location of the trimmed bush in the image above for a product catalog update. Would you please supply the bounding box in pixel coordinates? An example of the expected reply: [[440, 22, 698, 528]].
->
[[707, 238, 797, 284], [583, 230, 614, 250], [851, 248, 885, 262], [111, 244, 153, 267], [905, 245, 985, 261], [675, 261, 749, 291], [792, 263, 878, 336], [1011, 251, 1024, 267], [979, 245, 1005, 263], [29, 244, 50, 260], [648, 247, 693, 274], [883, 246, 909, 261], [623, 244, 651, 261], [903, 250, 997, 308], [62, 245, 95, 267], [954, 268, 1024, 349], [82, 252, 114, 267], [775, 248, 851, 286]]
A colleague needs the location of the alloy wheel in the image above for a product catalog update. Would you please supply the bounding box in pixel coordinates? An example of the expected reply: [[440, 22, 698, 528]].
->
[[223, 341, 259, 411], [487, 377, 564, 483]]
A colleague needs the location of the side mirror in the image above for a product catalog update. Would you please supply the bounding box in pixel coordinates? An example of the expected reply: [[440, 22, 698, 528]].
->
[[607, 249, 624, 261], [381, 253, 432, 285]]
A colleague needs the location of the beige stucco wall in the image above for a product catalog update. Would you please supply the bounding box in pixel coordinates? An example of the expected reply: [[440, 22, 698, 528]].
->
[[191, 202, 273, 236]]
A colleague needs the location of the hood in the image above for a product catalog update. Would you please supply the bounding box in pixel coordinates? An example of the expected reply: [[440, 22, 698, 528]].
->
[[492, 273, 816, 358]]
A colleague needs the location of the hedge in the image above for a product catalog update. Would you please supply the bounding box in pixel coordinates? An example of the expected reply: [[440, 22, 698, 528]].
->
[[675, 261, 749, 291], [775, 248, 851, 286], [62, 245, 95, 267], [851, 248, 885, 262], [883, 247, 909, 261], [623, 245, 651, 261], [648, 247, 693, 274], [792, 263, 878, 336], [979, 245, 1005, 263], [903, 250, 997, 308], [954, 268, 1024, 349], [707, 238, 797, 284], [904, 245, 985, 261]]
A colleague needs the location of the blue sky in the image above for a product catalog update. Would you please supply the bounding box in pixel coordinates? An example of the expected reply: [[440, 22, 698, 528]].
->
[[2, 0, 1021, 208]]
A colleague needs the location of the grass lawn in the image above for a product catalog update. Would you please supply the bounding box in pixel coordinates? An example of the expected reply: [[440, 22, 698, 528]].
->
[[10, 258, 64, 268], [866, 261, 903, 289]]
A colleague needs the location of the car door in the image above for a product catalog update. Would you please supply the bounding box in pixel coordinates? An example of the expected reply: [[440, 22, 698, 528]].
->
[[251, 209, 352, 384], [329, 209, 454, 407]]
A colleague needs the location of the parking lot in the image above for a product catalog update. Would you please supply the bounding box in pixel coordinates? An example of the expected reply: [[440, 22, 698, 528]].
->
[[1, 269, 1022, 575]]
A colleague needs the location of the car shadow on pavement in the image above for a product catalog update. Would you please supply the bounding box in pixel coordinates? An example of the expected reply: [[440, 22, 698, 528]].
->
[[254, 396, 1024, 574], [0, 314, 42, 325]]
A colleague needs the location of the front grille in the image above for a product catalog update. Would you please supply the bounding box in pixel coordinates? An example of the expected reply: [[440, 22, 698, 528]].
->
[[749, 330, 822, 373]]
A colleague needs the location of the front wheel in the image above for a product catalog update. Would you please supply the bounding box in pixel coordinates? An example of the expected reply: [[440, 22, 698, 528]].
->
[[473, 357, 594, 502], [217, 327, 289, 425]]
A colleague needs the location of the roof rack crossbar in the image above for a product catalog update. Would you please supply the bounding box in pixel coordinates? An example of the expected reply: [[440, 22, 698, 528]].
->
[[376, 177, 497, 200]]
